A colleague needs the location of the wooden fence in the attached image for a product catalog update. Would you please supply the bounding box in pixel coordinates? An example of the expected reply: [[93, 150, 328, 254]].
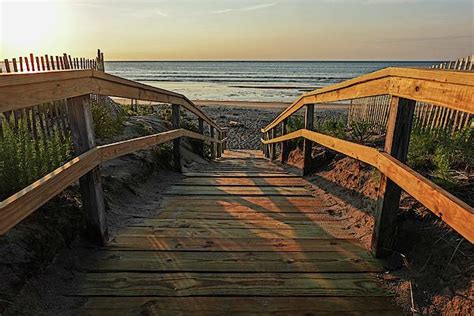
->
[[261, 67, 474, 258], [0, 67, 225, 243], [1, 50, 104, 73], [0, 50, 106, 197], [347, 55, 473, 134]]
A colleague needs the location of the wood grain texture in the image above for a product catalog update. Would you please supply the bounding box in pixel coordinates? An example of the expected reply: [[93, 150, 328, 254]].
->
[[118, 227, 344, 239], [154, 210, 342, 221], [75, 272, 390, 297], [0, 69, 222, 131], [84, 297, 402, 315], [110, 236, 366, 252], [177, 177, 306, 186], [164, 185, 312, 196], [0, 129, 223, 235], [261, 129, 474, 243], [80, 250, 383, 273]]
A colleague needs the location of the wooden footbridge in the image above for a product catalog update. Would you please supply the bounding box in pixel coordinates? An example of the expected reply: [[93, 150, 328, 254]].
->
[[79, 149, 399, 314], [0, 51, 473, 314]]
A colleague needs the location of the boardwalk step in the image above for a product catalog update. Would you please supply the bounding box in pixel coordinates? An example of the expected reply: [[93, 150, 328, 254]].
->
[[77, 149, 399, 314], [182, 172, 298, 178], [177, 177, 307, 186], [74, 272, 391, 297], [118, 226, 352, 239], [80, 250, 383, 273], [154, 210, 344, 221], [84, 297, 402, 315], [164, 186, 312, 196], [130, 219, 344, 228], [109, 237, 366, 252]]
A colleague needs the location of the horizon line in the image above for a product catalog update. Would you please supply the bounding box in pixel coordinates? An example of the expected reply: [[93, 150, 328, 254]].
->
[[105, 59, 441, 62]]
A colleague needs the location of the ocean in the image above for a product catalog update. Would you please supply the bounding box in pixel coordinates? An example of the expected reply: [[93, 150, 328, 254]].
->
[[105, 61, 435, 102]]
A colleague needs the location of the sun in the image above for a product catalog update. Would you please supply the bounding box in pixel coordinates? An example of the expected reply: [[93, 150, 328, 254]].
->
[[1, 0, 65, 56]]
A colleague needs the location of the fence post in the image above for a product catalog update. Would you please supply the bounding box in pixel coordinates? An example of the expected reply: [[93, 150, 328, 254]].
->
[[281, 119, 289, 163], [302, 104, 314, 175], [222, 129, 227, 152], [216, 130, 222, 158], [172, 104, 181, 172], [198, 118, 204, 157], [372, 96, 416, 258], [262, 132, 268, 158], [66, 94, 108, 245], [270, 128, 276, 160], [210, 126, 216, 159]]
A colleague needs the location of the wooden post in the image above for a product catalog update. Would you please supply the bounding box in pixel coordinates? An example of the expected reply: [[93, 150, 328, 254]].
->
[[172, 104, 181, 172], [222, 129, 227, 152], [281, 119, 289, 163], [210, 126, 216, 159], [216, 130, 222, 159], [372, 96, 416, 258], [66, 94, 108, 245], [270, 128, 276, 160], [302, 104, 314, 176], [262, 132, 268, 158], [198, 118, 204, 157]]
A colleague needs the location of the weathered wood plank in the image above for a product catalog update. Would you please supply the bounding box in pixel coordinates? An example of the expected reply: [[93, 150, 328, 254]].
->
[[155, 210, 342, 221], [372, 96, 415, 257], [164, 186, 312, 196], [75, 272, 390, 297], [80, 250, 383, 273], [177, 177, 306, 186], [109, 236, 364, 252], [67, 94, 108, 244], [119, 227, 343, 239], [182, 172, 295, 177], [84, 296, 402, 315], [132, 219, 341, 229]]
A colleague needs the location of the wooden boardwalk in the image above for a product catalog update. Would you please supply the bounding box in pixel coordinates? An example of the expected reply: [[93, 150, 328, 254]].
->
[[80, 150, 401, 315]]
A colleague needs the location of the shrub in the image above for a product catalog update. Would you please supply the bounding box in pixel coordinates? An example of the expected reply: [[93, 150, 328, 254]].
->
[[0, 113, 72, 198], [286, 116, 305, 149], [91, 102, 125, 138], [408, 125, 473, 187], [350, 120, 376, 144], [319, 117, 347, 139]]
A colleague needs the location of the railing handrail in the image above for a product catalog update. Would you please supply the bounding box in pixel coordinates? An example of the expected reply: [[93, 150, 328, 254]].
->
[[0, 128, 224, 235], [0, 69, 223, 132], [262, 67, 474, 133], [261, 128, 474, 244]]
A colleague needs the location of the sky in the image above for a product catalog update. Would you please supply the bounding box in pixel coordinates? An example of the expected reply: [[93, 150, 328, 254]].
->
[[0, 0, 472, 61]]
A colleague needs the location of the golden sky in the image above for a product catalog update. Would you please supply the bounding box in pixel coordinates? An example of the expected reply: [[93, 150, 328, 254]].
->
[[1, 0, 472, 60]]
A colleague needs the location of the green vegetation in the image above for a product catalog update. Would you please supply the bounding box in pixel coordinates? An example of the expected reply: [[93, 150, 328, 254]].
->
[[408, 125, 473, 189], [349, 120, 376, 144], [318, 117, 347, 140], [0, 113, 72, 198], [91, 102, 126, 138]]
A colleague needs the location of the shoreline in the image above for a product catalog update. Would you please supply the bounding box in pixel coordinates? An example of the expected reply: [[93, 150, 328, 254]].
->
[[112, 97, 348, 110]]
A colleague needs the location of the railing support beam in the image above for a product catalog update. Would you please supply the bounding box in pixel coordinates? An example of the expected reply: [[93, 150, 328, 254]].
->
[[172, 104, 181, 172], [217, 130, 222, 158], [281, 119, 289, 163], [198, 118, 204, 157], [263, 132, 269, 158], [210, 126, 216, 159], [302, 104, 314, 175], [372, 96, 416, 258], [66, 94, 108, 245], [269, 128, 276, 160]]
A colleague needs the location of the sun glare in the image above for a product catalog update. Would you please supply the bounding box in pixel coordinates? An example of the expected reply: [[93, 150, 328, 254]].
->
[[1, 1, 64, 56]]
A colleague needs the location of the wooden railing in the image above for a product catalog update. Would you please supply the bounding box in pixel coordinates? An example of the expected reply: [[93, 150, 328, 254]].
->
[[0, 68, 226, 243], [261, 67, 474, 257]]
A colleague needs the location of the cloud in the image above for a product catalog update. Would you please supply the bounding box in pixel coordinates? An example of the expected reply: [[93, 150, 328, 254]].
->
[[212, 2, 277, 14], [242, 3, 277, 11]]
